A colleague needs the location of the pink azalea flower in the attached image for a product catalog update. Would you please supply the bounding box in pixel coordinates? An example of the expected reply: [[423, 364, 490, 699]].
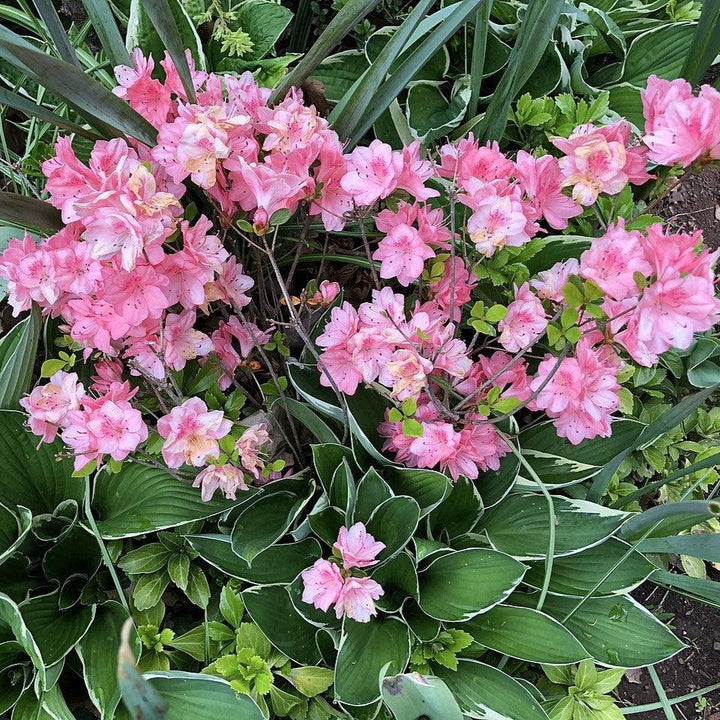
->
[[498, 283, 547, 352], [445, 420, 508, 481], [437, 137, 514, 191], [66, 297, 129, 354], [20, 371, 86, 443], [102, 264, 169, 325], [157, 397, 232, 468], [531, 259, 580, 303], [210, 317, 272, 390], [334, 523, 386, 569], [308, 280, 341, 306], [530, 340, 620, 444], [163, 310, 213, 371], [193, 464, 248, 501], [236, 422, 270, 479], [579, 220, 651, 301], [515, 150, 582, 230], [310, 140, 354, 231], [159, 248, 213, 310], [396, 140, 439, 201], [113, 49, 173, 128], [428, 257, 477, 322], [340, 139, 403, 206], [373, 223, 435, 286], [208, 256, 254, 309], [301, 559, 345, 612], [335, 576, 384, 622], [642, 75, 720, 167], [90, 358, 124, 395]]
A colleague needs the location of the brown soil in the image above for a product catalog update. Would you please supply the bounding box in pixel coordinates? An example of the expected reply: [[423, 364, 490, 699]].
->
[[616, 583, 720, 719]]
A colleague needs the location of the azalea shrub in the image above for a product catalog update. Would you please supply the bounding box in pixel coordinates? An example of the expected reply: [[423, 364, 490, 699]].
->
[[1, 14, 720, 720]]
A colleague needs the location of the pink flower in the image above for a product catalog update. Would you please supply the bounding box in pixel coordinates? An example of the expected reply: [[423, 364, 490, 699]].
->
[[530, 341, 620, 444], [437, 137, 514, 191], [553, 121, 652, 205], [210, 317, 271, 389], [396, 140, 438, 201], [642, 75, 720, 167], [236, 422, 270, 479], [309, 280, 341, 306], [373, 223, 435, 286], [208, 256, 254, 309], [335, 576, 384, 622], [113, 49, 173, 128], [20, 371, 85, 443], [102, 264, 169, 325], [445, 421, 508, 481], [157, 397, 232, 468], [428, 257, 476, 322], [531, 259, 580, 303], [334, 523, 385, 569], [498, 283, 547, 352], [378, 348, 433, 401], [193, 464, 248, 501], [301, 559, 344, 612], [515, 151, 581, 230], [163, 311, 213, 371], [579, 220, 651, 301], [340, 140, 403, 206], [309, 140, 353, 232]]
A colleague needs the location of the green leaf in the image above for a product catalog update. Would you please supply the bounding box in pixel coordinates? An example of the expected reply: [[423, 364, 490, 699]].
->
[[482, 494, 628, 559], [418, 548, 525, 622], [186, 534, 321, 583], [371, 551, 419, 613], [523, 594, 684, 667], [635, 533, 720, 562], [118, 544, 171, 575], [334, 617, 411, 706], [477, 452, 520, 508], [620, 22, 697, 87], [311, 50, 370, 104], [366, 496, 421, 563], [31, 0, 80, 67], [682, 2, 720, 85], [620, 500, 719, 540], [0, 305, 40, 409], [282, 666, 334, 697], [0, 502, 32, 565], [651, 570, 720, 609], [243, 585, 321, 665], [464, 605, 589, 664], [523, 538, 655, 596], [406, 78, 472, 144], [220, 585, 245, 628], [0, 30, 157, 146], [133, 572, 170, 611], [519, 419, 645, 487], [429, 477, 483, 539], [92, 464, 238, 539], [382, 466, 450, 517], [169, 623, 225, 660], [185, 565, 210, 609], [0, 411, 84, 515], [271, 0, 381, 103], [435, 659, 549, 720], [77, 602, 140, 720], [142, 671, 265, 719], [20, 592, 95, 666], [353, 468, 393, 524], [80, 0, 129, 67], [283, 399, 339, 443], [167, 553, 190, 591], [0, 592, 46, 689], [231, 489, 312, 564], [382, 673, 463, 720]]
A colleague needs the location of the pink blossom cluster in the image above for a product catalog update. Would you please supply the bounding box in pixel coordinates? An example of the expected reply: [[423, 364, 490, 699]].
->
[[301, 523, 385, 623]]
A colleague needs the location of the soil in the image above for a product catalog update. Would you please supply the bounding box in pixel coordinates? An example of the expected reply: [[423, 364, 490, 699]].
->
[[615, 583, 720, 719]]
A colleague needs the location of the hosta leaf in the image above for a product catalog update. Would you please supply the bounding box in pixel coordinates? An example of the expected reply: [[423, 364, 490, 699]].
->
[[0, 304, 40, 410], [418, 548, 525, 622], [435, 659, 549, 720], [482, 494, 628, 559], [0, 503, 31, 566], [523, 538, 655, 596], [519, 593, 684, 667], [464, 605, 589, 664], [365, 496, 421, 563], [334, 617, 411, 705], [382, 673, 463, 720], [382, 466, 450, 517], [0, 593, 46, 689], [92, 464, 236, 539]]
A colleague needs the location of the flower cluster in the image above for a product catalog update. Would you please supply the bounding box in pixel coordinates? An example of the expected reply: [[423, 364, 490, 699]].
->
[[301, 523, 385, 623], [2, 49, 719, 493]]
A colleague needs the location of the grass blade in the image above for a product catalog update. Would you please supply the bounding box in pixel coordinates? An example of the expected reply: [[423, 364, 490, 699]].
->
[[288, 0, 313, 53], [141, 0, 197, 102], [478, 0, 563, 142], [271, 0, 382, 104], [586, 383, 720, 503], [468, 0, 491, 118], [0, 192, 62, 232], [330, 0, 436, 142], [681, 0, 720, 86], [0, 304, 41, 409], [31, 0, 81, 68], [0, 31, 157, 146], [81, 0, 130, 68], [346, 0, 486, 146]]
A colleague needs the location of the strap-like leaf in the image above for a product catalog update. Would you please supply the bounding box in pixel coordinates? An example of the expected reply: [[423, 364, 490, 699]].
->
[[586, 383, 720, 502], [681, 1, 720, 86], [31, 0, 81, 68], [0, 304, 41, 409], [330, 0, 436, 142], [81, 0, 130, 68], [478, 0, 564, 142], [0, 32, 157, 146], [468, 0, 491, 117], [0, 88, 102, 140], [345, 0, 487, 146], [142, 0, 198, 103], [0, 192, 62, 232], [271, 0, 382, 104]]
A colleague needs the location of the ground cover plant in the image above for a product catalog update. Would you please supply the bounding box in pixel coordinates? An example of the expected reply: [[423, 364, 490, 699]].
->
[[0, 1, 720, 719]]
